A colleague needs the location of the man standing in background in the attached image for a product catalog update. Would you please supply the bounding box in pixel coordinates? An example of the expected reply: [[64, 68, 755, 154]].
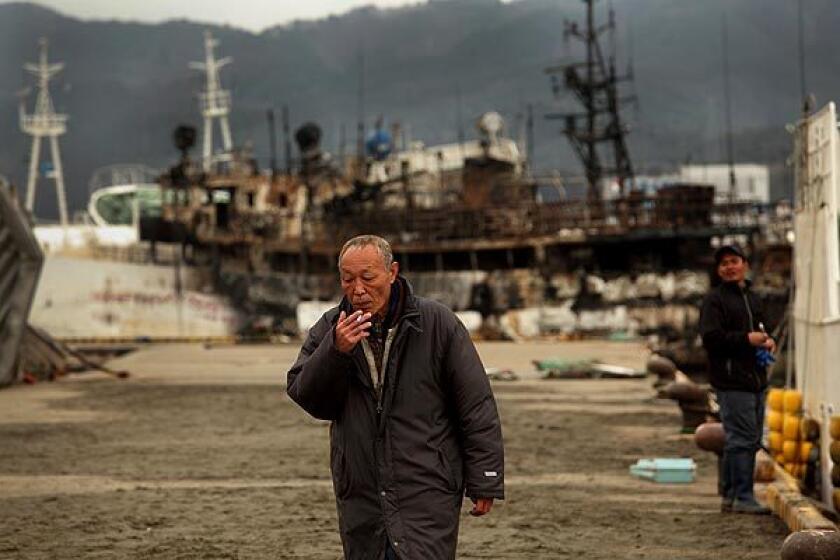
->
[[700, 244, 775, 515]]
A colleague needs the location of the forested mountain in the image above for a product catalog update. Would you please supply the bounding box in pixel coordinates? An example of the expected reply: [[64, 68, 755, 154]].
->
[[0, 0, 836, 218]]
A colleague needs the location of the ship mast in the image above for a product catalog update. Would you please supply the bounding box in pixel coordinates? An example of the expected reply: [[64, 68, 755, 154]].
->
[[19, 37, 69, 225], [545, 0, 634, 202], [190, 31, 234, 170]]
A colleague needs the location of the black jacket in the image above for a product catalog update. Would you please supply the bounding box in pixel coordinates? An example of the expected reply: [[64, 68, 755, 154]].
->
[[287, 278, 505, 560], [699, 280, 770, 392]]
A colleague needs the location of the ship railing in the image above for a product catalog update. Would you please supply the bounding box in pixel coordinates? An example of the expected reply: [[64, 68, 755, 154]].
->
[[20, 114, 67, 134], [199, 90, 231, 115], [314, 196, 779, 244], [155, 187, 785, 248], [90, 242, 182, 265]]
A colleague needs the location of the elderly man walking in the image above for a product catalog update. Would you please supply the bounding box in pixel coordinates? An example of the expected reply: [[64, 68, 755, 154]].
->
[[287, 235, 504, 560]]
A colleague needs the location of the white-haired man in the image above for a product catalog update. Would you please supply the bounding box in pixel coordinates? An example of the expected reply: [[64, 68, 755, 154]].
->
[[287, 235, 504, 560]]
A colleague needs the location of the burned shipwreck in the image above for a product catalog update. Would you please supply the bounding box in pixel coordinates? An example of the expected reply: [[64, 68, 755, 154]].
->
[[141, 115, 779, 339], [139, 1, 787, 338]]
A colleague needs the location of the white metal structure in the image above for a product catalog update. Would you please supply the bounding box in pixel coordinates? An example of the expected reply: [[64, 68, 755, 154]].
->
[[792, 102, 840, 510], [364, 112, 525, 207], [19, 38, 69, 225], [190, 31, 234, 170], [679, 164, 771, 204]]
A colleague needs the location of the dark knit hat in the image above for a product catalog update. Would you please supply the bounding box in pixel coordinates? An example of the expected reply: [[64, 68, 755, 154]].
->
[[714, 243, 747, 264]]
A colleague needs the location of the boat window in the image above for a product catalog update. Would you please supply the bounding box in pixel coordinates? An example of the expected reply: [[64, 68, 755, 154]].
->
[[94, 187, 161, 225], [212, 190, 231, 203], [136, 188, 162, 218], [95, 192, 133, 225]]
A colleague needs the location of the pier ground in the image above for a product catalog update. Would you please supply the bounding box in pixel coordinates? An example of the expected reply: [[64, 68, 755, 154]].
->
[[0, 341, 787, 558]]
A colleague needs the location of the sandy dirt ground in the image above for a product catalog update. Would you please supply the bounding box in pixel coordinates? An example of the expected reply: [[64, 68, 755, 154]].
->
[[0, 340, 788, 559]]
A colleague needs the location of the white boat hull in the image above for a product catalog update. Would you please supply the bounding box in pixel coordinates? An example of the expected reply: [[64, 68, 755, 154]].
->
[[30, 255, 241, 339]]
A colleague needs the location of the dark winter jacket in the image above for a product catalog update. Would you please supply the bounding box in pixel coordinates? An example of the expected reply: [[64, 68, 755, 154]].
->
[[286, 277, 505, 560], [699, 280, 771, 392]]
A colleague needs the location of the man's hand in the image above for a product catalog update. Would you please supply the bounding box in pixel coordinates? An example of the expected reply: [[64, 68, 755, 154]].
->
[[469, 498, 493, 517], [335, 310, 372, 354], [748, 331, 772, 348]]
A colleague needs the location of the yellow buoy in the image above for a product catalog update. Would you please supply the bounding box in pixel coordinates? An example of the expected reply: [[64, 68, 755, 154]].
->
[[768, 431, 784, 453], [767, 410, 784, 431], [783, 415, 801, 440], [799, 441, 814, 463], [783, 389, 803, 414], [767, 388, 784, 412], [830, 415, 840, 440], [783, 440, 799, 463], [831, 440, 840, 464]]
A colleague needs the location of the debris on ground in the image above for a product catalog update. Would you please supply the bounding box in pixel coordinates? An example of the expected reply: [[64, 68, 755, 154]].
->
[[629, 458, 696, 484], [19, 325, 131, 382], [485, 367, 518, 381], [534, 358, 646, 380]]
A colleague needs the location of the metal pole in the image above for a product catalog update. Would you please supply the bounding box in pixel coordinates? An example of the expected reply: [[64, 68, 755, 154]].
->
[[282, 105, 292, 174], [338, 122, 346, 172], [797, 0, 809, 114], [586, 0, 596, 202], [526, 103, 534, 172], [356, 48, 366, 168], [203, 116, 213, 171], [25, 136, 41, 212], [722, 15, 736, 203], [456, 83, 465, 157], [267, 108, 277, 178], [49, 135, 68, 226]]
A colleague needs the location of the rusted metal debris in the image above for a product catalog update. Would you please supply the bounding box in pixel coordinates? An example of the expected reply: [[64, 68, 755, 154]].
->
[[0, 185, 43, 386], [19, 325, 131, 382]]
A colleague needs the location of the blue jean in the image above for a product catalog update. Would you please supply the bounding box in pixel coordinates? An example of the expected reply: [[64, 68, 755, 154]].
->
[[717, 389, 766, 503]]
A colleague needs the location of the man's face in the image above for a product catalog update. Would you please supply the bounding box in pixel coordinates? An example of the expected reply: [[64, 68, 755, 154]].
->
[[717, 253, 748, 284], [340, 245, 399, 317]]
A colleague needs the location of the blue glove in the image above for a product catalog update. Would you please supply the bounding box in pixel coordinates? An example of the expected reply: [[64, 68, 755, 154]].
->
[[756, 347, 775, 368]]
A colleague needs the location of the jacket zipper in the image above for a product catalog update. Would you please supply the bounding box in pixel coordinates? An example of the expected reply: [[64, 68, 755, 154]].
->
[[740, 289, 754, 330], [740, 288, 763, 391], [361, 325, 399, 414]]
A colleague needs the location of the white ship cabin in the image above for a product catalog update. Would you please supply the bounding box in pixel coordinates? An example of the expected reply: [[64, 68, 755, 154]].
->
[[680, 164, 770, 204]]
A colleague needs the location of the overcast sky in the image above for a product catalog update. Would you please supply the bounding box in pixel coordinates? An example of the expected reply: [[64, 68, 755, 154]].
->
[[5, 0, 424, 31]]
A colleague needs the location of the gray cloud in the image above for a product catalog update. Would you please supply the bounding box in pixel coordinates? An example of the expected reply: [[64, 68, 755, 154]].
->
[[4, 0, 418, 31]]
